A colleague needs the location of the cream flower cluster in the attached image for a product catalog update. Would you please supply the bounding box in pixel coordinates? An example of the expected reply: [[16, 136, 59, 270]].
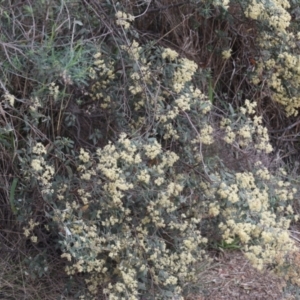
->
[[88, 51, 115, 106], [78, 148, 90, 163], [143, 140, 161, 159], [32, 142, 47, 155], [262, 52, 300, 116], [93, 51, 114, 78], [4, 92, 15, 106], [162, 48, 179, 61], [245, 0, 265, 20], [221, 101, 273, 153], [245, 0, 290, 33], [115, 11, 134, 29], [49, 82, 59, 100], [222, 49, 232, 60], [122, 40, 141, 61], [173, 58, 198, 93], [175, 94, 191, 111], [155, 83, 212, 150], [218, 182, 239, 203], [223, 125, 235, 144], [190, 125, 214, 147], [23, 218, 39, 243], [29, 96, 41, 111], [129, 67, 152, 100], [209, 202, 220, 217], [163, 123, 179, 140], [30, 143, 54, 194]]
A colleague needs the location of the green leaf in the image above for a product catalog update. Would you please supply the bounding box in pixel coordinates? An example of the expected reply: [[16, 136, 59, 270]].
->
[[138, 282, 146, 290], [9, 178, 18, 215], [74, 20, 83, 26], [66, 166, 73, 178]]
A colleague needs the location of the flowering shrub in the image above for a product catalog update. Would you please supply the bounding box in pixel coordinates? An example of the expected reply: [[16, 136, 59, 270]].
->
[[215, 165, 298, 271], [24, 137, 210, 298], [242, 0, 300, 116], [3, 0, 300, 299], [16, 18, 215, 298], [17, 29, 300, 298]]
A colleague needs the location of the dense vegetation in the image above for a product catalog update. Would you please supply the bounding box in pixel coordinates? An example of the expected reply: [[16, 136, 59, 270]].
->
[[2, 0, 300, 298]]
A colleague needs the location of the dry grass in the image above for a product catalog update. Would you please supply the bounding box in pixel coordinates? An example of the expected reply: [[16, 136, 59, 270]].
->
[[0, 203, 83, 299], [0, 239, 87, 299], [188, 250, 296, 300], [0, 249, 63, 299]]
